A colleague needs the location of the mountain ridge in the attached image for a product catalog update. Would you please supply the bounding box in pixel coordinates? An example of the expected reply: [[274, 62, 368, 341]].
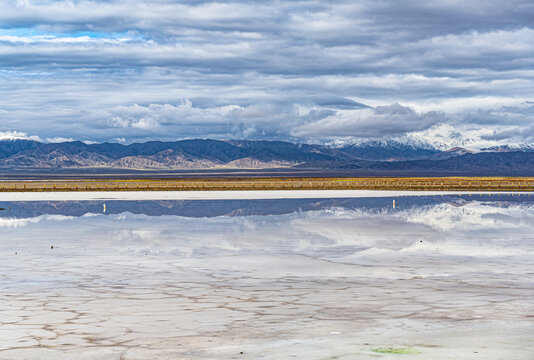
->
[[1, 138, 534, 175]]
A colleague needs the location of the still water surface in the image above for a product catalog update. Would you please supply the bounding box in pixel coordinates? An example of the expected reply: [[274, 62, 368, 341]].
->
[[1, 195, 533, 359]]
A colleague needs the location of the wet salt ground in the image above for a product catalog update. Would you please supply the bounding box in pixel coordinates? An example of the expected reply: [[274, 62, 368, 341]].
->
[[0, 195, 533, 359]]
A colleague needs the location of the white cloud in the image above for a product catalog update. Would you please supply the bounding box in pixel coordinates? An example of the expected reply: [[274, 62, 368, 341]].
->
[[46, 136, 74, 143], [107, 100, 241, 130], [0, 131, 41, 141], [0, 34, 135, 44]]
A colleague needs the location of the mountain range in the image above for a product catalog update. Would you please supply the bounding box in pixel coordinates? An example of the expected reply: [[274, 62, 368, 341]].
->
[[1, 139, 534, 175]]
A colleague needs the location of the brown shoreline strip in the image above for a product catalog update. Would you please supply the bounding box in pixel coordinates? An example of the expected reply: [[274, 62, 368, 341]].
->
[[0, 177, 534, 192]]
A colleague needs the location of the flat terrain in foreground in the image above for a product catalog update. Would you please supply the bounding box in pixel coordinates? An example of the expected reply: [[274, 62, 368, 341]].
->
[[1, 177, 534, 192], [2, 196, 533, 359]]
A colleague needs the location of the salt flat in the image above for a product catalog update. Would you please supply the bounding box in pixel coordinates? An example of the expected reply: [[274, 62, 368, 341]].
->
[[0, 189, 529, 201], [1, 196, 533, 359]]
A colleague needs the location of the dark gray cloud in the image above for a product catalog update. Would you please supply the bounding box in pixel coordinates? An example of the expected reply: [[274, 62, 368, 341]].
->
[[0, 0, 533, 147], [291, 104, 445, 139]]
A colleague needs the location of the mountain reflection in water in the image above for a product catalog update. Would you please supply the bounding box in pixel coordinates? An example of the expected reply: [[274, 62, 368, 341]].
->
[[1, 195, 533, 359], [0, 193, 532, 219]]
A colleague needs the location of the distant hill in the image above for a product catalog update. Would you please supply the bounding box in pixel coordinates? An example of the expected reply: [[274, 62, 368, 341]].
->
[[337, 140, 439, 161], [426, 147, 473, 161], [299, 151, 534, 175], [1, 138, 534, 175], [0, 139, 341, 169]]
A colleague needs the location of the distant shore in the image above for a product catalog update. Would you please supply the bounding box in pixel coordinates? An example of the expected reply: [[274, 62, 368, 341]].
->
[[0, 177, 533, 194]]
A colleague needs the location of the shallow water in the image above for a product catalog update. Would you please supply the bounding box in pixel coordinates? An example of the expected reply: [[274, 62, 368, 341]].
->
[[1, 194, 533, 359]]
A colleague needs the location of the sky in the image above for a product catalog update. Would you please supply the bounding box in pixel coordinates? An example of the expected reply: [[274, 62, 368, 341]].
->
[[0, 0, 533, 148]]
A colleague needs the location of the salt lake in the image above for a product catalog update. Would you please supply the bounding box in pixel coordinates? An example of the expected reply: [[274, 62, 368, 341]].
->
[[1, 192, 533, 359]]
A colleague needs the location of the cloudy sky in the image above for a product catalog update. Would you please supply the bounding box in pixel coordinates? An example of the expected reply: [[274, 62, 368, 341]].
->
[[0, 0, 533, 148]]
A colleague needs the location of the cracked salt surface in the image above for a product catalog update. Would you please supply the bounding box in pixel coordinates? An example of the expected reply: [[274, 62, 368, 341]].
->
[[0, 194, 533, 359]]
